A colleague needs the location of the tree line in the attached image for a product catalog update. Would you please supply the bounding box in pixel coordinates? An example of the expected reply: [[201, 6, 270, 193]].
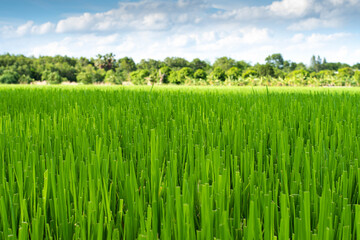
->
[[0, 53, 359, 86]]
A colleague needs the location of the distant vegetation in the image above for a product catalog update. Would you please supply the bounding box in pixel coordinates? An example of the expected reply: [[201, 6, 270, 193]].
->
[[0, 53, 359, 86]]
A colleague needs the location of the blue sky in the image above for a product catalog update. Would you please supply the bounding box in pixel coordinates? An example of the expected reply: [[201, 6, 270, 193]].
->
[[1, 0, 360, 65]]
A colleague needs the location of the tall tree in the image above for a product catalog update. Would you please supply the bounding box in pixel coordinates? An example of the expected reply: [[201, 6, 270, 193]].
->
[[265, 53, 284, 69], [95, 53, 116, 71]]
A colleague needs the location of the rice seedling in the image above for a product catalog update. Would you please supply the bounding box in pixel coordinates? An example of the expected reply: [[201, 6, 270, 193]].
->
[[0, 85, 360, 239]]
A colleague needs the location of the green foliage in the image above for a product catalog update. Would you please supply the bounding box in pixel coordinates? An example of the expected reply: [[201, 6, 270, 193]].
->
[[0, 54, 359, 87], [76, 65, 97, 84], [316, 70, 335, 78], [0, 70, 20, 84], [265, 53, 284, 69], [235, 60, 251, 71], [354, 71, 360, 84], [164, 57, 189, 70], [190, 58, 210, 71], [130, 69, 150, 85], [95, 53, 116, 71], [338, 67, 354, 78], [242, 69, 259, 78], [194, 69, 207, 80], [353, 63, 360, 70], [104, 70, 121, 84], [41, 70, 63, 84], [255, 64, 275, 77], [169, 67, 193, 84], [213, 57, 235, 71], [118, 57, 136, 73], [168, 71, 180, 84], [137, 59, 163, 71], [179, 67, 193, 80], [19, 74, 34, 84], [159, 66, 171, 83], [2, 86, 360, 239], [288, 69, 309, 79], [211, 67, 226, 81], [226, 67, 241, 80]]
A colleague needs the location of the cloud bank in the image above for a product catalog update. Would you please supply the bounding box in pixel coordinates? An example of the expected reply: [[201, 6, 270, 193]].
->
[[1, 0, 360, 64]]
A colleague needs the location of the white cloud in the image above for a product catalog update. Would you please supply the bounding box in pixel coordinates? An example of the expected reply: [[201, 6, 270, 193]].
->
[[291, 33, 305, 43], [16, 21, 34, 36], [2, 0, 360, 65], [2, 21, 55, 37], [288, 17, 340, 31], [306, 32, 349, 44], [268, 0, 314, 18], [32, 22, 55, 35]]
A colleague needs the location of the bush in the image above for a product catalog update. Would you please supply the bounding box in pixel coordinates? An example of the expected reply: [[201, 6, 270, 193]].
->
[[226, 67, 241, 80], [130, 69, 150, 85], [159, 66, 171, 83], [0, 70, 20, 84], [194, 69, 207, 80], [168, 71, 180, 84], [338, 67, 354, 78], [242, 69, 258, 78], [19, 74, 34, 84], [211, 67, 226, 81], [104, 70, 121, 84], [354, 71, 360, 84], [77, 65, 97, 84]]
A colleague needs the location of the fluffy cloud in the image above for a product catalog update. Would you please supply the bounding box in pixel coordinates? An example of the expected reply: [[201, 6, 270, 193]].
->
[[288, 17, 340, 31], [1, 21, 55, 37], [1, 0, 360, 64], [268, 0, 314, 18], [306, 32, 350, 44], [55, 0, 206, 33]]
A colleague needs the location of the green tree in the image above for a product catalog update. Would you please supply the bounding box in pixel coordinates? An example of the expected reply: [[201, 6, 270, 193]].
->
[[211, 67, 226, 81], [164, 57, 189, 70], [178, 67, 193, 83], [338, 67, 354, 78], [190, 58, 210, 71], [0, 70, 20, 84], [255, 64, 275, 77], [159, 66, 171, 83], [353, 63, 360, 70], [19, 74, 34, 84], [354, 71, 360, 84], [226, 67, 241, 80], [104, 70, 120, 84], [213, 57, 235, 71], [235, 60, 251, 71], [77, 65, 97, 84], [130, 69, 150, 85], [137, 59, 163, 71], [287, 69, 309, 79], [95, 53, 116, 71], [194, 69, 207, 80], [265, 53, 284, 69], [118, 57, 136, 73], [242, 69, 259, 78]]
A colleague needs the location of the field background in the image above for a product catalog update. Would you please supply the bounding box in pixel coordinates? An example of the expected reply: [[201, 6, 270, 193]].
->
[[1, 85, 360, 239]]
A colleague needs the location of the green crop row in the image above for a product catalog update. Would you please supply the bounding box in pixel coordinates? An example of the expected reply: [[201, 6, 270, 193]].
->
[[1, 85, 360, 239]]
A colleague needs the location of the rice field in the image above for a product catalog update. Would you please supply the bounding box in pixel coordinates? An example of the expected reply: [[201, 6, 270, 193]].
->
[[1, 85, 360, 239]]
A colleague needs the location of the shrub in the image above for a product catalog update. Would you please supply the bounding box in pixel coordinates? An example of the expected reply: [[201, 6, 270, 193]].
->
[[0, 70, 20, 84], [194, 69, 207, 80], [226, 67, 241, 80], [130, 69, 150, 85], [242, 69, 258, 78], [211, 67, 226, 81]]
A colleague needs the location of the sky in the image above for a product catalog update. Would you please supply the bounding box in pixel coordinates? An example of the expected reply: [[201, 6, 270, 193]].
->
[[1, 0, 360, 65]]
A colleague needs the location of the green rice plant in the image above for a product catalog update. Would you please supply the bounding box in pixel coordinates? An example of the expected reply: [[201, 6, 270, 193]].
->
[[1, 85, 360, 239]]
